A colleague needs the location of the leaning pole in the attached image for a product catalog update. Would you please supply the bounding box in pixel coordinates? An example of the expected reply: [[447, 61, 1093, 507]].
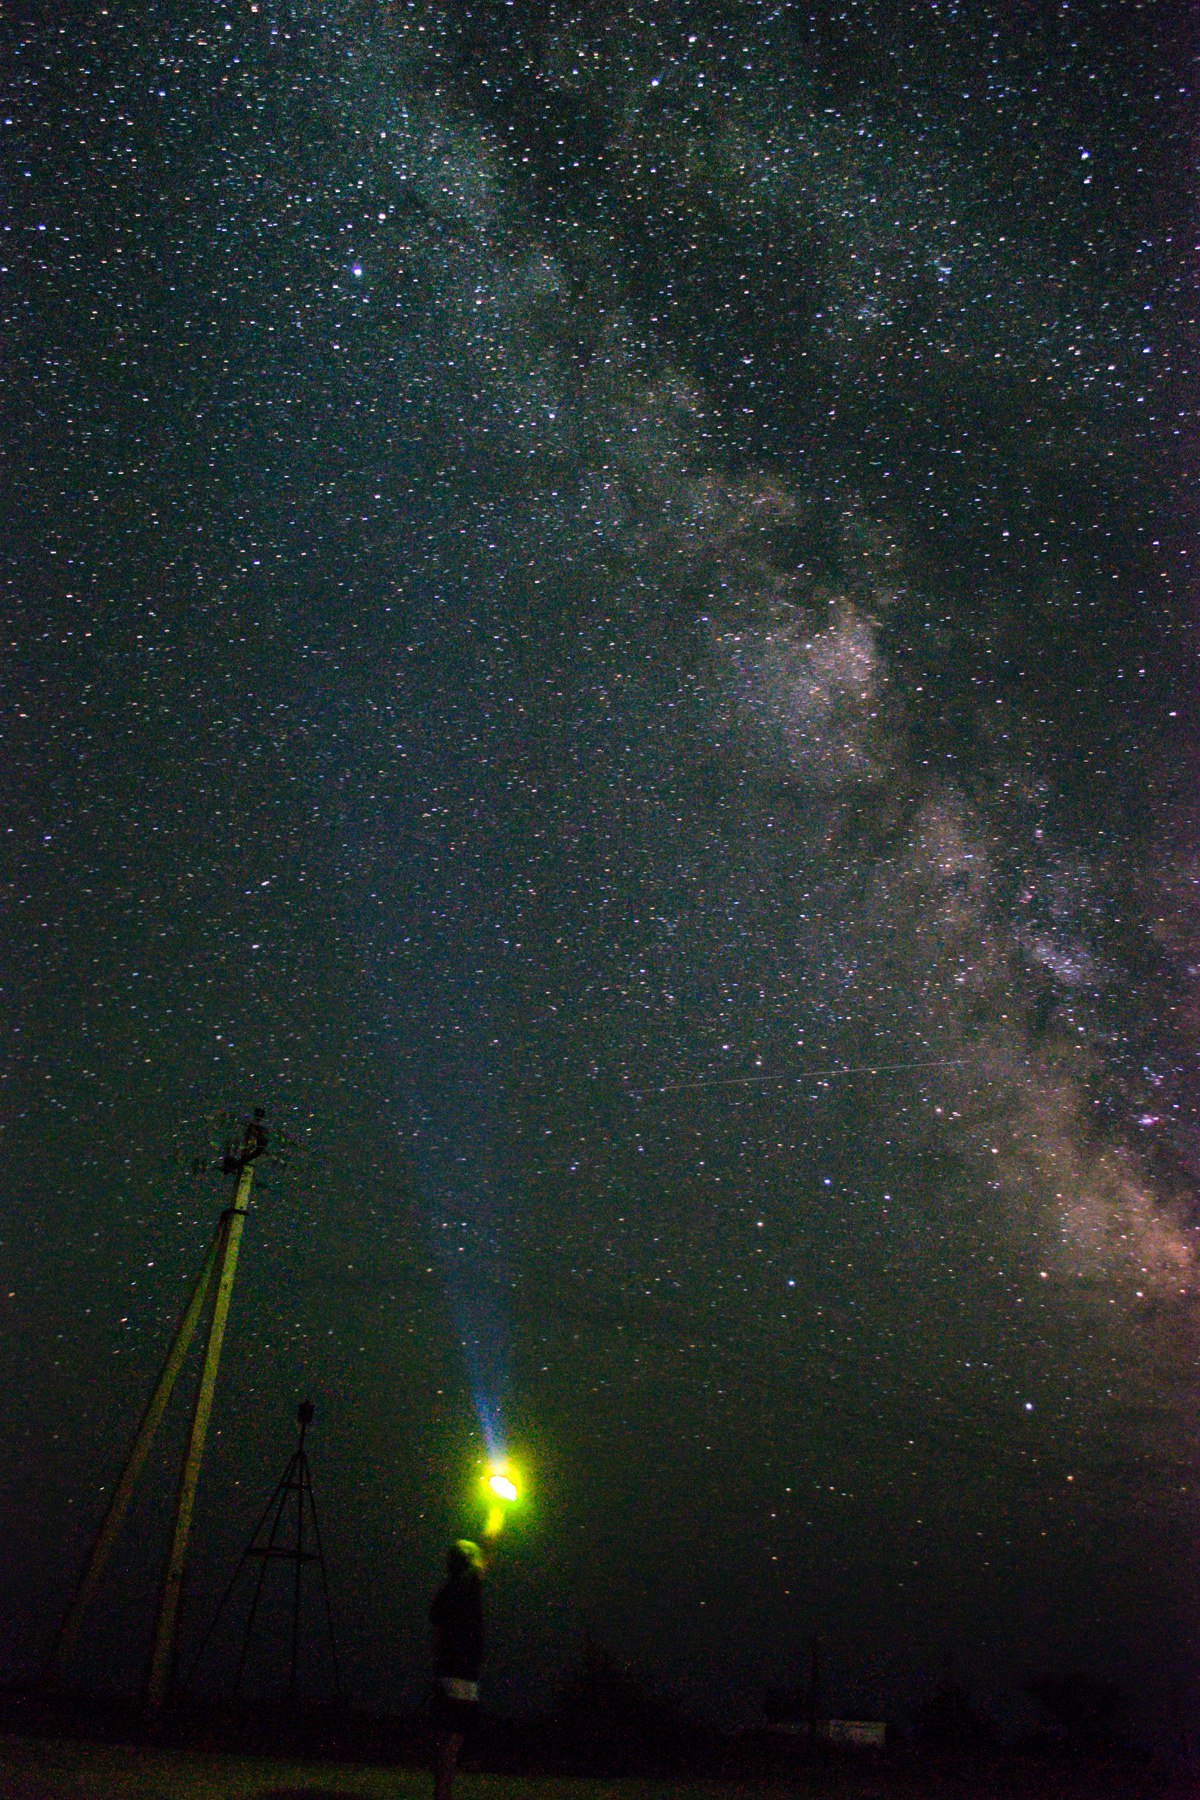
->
[[143, 1129, 260, 1713], [47, 1110, 268, 1713]]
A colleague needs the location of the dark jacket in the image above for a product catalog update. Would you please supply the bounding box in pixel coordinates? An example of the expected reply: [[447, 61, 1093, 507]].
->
[[430, 1570, 483, 1681]]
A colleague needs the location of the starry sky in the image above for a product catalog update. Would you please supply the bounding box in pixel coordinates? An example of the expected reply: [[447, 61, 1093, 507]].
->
[[3, 0, 1197, 1738]]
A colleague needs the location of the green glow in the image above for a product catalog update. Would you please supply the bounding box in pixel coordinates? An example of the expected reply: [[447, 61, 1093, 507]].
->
[[479, 1459, 523, 1537]]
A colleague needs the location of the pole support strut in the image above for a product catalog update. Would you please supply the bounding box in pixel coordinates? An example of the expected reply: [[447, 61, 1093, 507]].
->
[[144, 1160, 255, 1713]]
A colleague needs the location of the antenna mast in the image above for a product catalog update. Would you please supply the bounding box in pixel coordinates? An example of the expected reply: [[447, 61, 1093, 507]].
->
[[188, 1399, 342, 1707]]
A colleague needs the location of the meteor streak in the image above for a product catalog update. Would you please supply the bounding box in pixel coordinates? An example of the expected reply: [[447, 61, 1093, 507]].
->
[[625, 1056, 971, 1099]]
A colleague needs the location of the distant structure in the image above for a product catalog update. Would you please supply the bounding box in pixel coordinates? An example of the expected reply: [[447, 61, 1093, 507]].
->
[[820, 1718, 888, 1748], [763, 1638, 887, 1750], [762, 1709, 889, 1751], [187, 1399, 341, 1707], [47, 1110, 270, 1712]]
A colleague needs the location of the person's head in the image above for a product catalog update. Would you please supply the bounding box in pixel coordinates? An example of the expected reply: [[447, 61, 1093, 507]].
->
[[446, 1538, 484, 1577]]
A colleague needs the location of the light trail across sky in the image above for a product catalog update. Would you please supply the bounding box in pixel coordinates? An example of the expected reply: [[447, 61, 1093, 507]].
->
[[624, 1057, 972, 1099]]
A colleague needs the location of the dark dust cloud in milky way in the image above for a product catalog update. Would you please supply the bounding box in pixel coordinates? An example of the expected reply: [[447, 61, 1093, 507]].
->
[[2, 0, 1197, 1738]]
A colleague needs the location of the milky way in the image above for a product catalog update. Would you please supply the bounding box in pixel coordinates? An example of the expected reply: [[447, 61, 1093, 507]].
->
[[3, 0, 1196, 1733]]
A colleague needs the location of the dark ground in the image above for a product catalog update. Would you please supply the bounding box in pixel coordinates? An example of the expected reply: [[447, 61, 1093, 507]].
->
[[0, 1736, 1197, 1800]]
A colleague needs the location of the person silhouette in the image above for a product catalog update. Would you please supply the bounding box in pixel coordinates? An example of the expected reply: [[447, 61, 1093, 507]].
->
[[429, 1536, 491, 1800]]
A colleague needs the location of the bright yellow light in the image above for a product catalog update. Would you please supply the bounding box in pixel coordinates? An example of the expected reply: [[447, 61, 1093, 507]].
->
[[480, 1459, 522, 1530]]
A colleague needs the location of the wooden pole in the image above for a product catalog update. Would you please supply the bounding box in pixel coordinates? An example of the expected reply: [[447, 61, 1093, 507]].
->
[[144, 1155, 256, 1713], [48, 1229, 222, 1684]]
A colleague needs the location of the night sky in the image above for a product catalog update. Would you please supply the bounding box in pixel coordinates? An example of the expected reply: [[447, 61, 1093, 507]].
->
[[3, 0, 1197, 1741]]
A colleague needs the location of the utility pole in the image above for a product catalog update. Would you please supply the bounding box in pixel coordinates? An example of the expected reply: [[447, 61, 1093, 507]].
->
[[49, 1234, 223, 1684], [145, 1112, 266, 1713], [47, 1110, 268, 1709]]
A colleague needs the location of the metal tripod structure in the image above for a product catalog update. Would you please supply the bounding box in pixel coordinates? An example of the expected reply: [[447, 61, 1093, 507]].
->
[[188, 1400, 342, 1706], [48, 1111, 268, 1712]]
